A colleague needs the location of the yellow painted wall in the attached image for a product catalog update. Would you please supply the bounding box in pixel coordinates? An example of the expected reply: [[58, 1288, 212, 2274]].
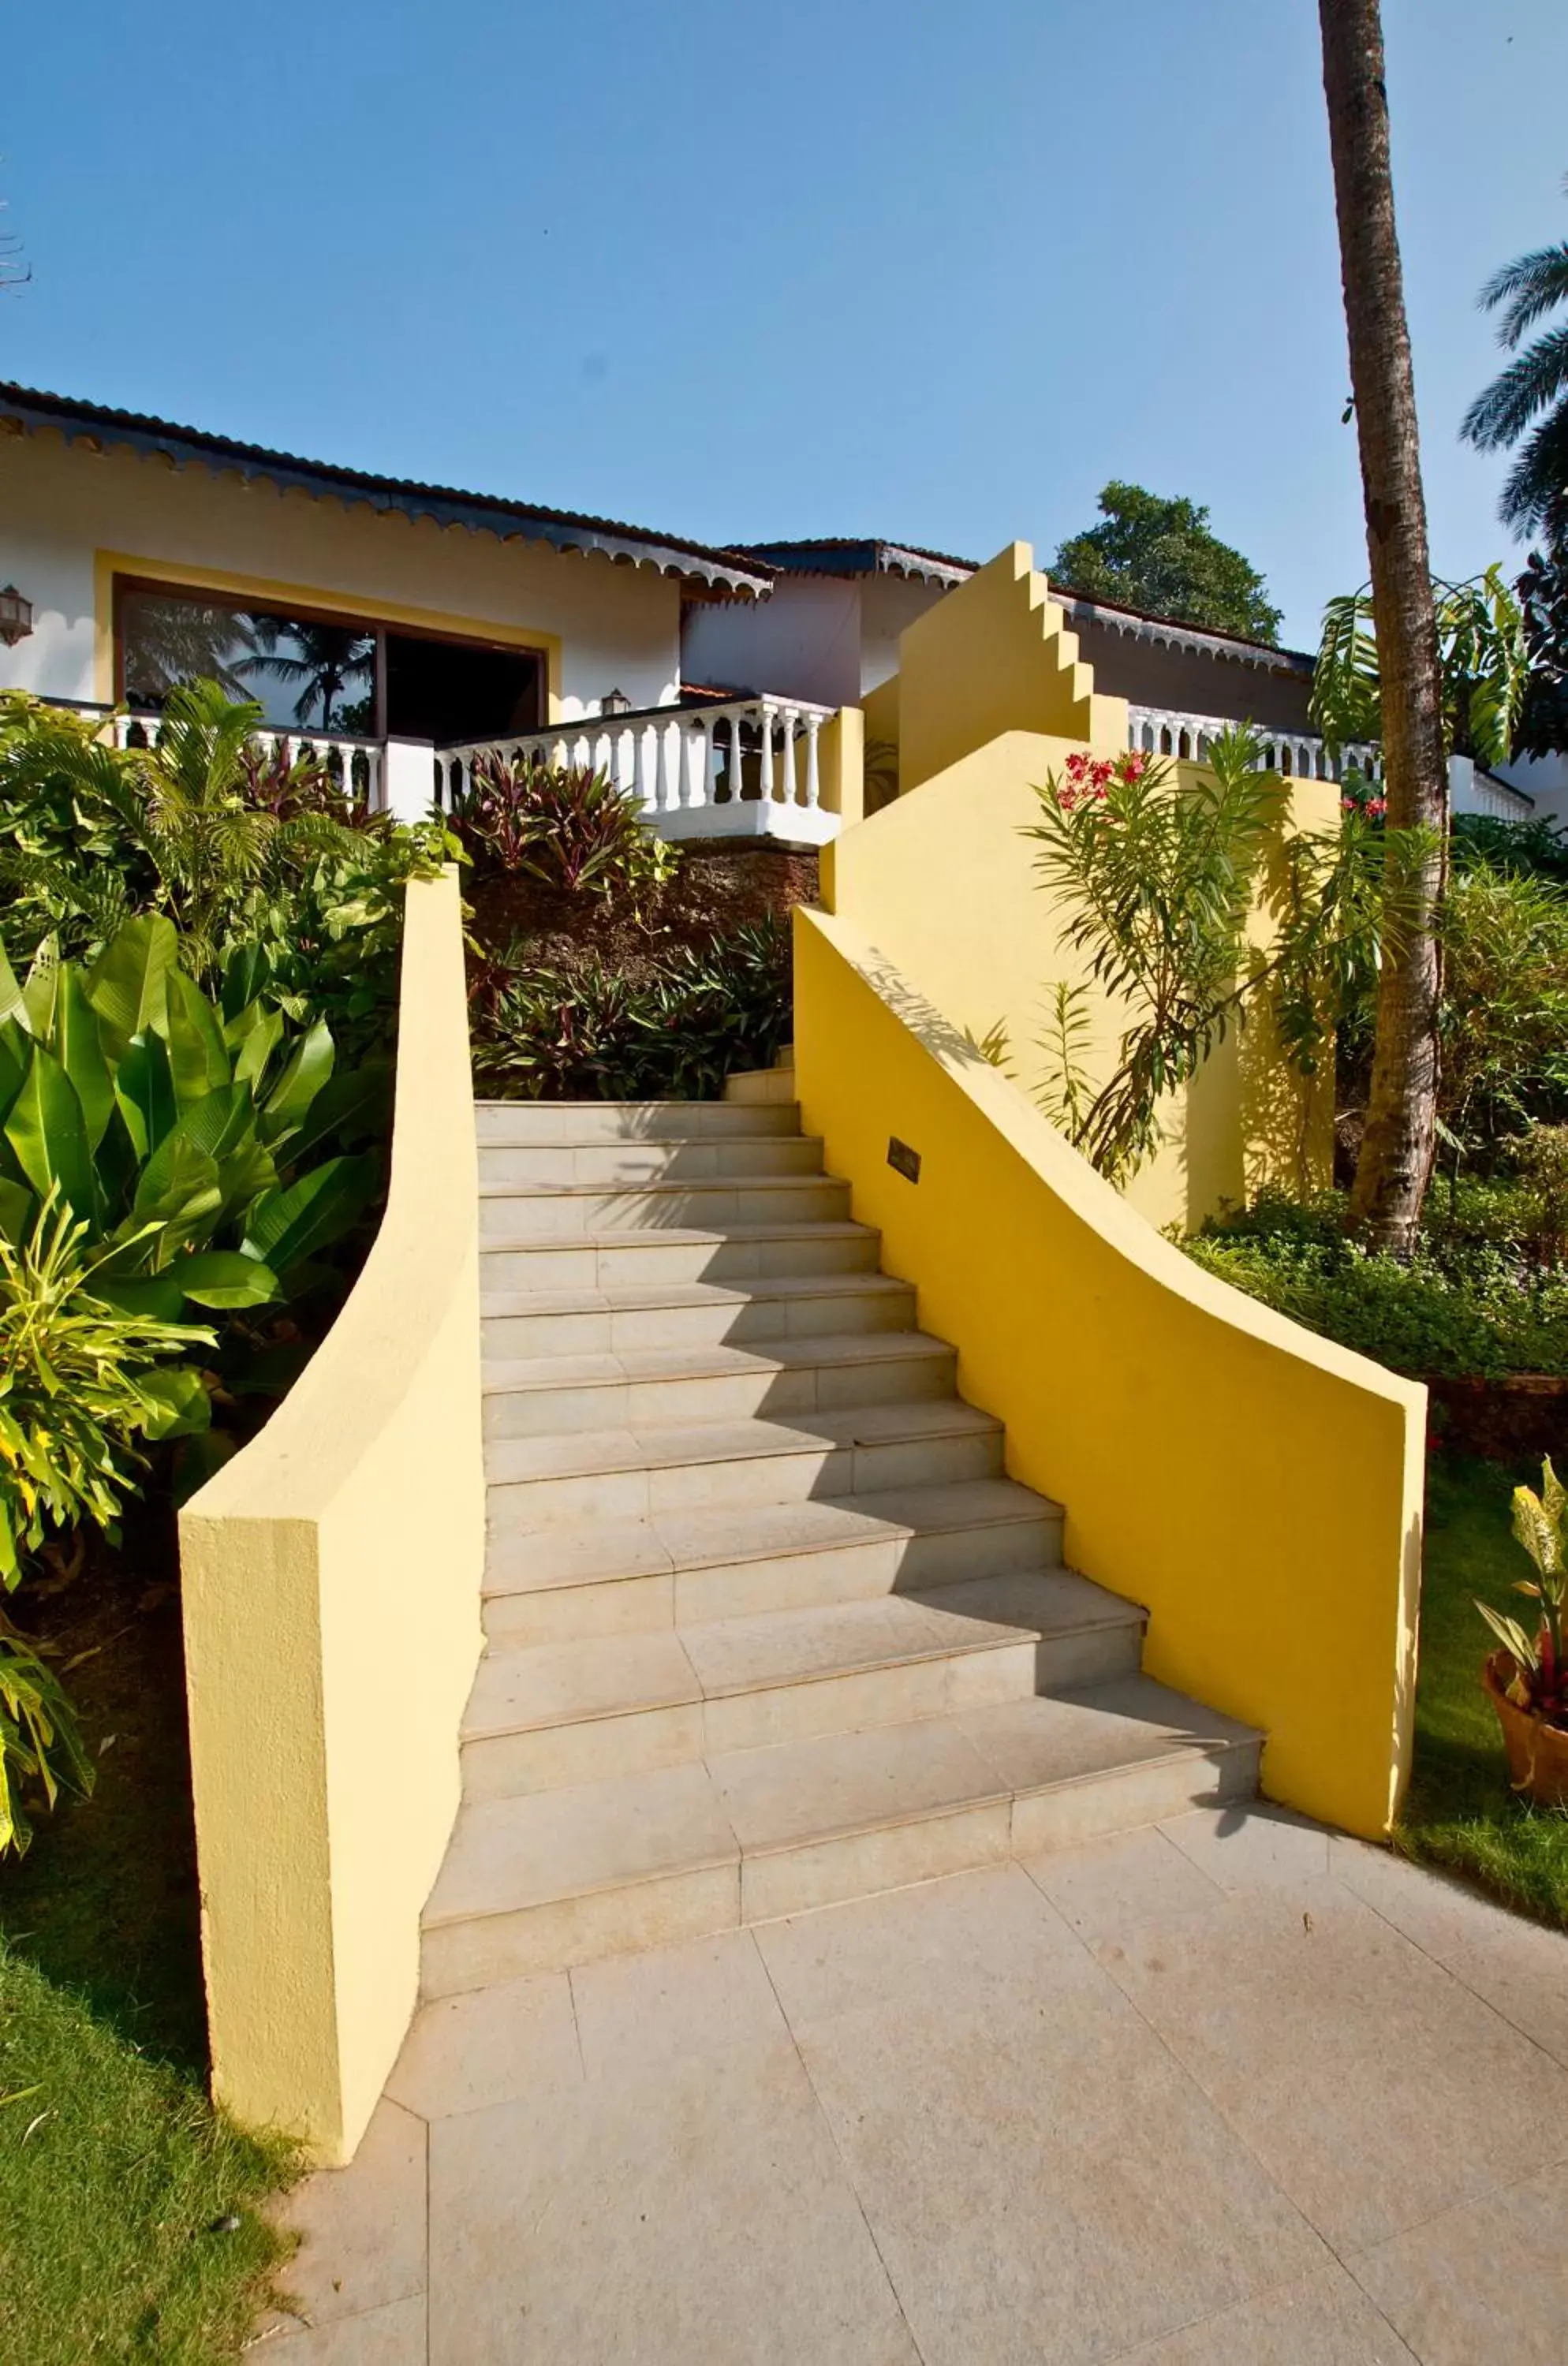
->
[[793, 909, 1424, 1838], [823, 729, 1336, 1234], [816, 704, 865, 823], [894, 542, 1127, 792], [179, 870, 483, 2164]]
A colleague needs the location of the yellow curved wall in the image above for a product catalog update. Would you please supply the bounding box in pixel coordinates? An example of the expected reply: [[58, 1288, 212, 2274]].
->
[[793, 909, 1424, 1839], [179, 869, 483, 2163]]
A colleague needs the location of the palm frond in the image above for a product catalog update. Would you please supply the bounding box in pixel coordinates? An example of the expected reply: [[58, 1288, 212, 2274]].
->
[[1461, 323, 1568, 452], [1477, 239, 1568, 349]]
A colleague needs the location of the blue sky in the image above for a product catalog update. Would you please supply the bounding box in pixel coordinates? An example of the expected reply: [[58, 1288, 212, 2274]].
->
[[5, 0, 1564, 651]]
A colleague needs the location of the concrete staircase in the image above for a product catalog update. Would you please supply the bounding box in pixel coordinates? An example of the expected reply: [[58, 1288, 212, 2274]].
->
[[421, 1074, 1260, 1996]]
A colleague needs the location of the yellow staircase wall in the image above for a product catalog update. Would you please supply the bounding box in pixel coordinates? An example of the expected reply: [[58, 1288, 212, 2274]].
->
[[793, 909, 1424, 1840]]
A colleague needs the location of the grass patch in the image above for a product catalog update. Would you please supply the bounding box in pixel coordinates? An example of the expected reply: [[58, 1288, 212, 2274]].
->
[[0, 1942, 293, 2364], [0, 1509, 295, 2361], [1401, 1454, 1568, 1928]]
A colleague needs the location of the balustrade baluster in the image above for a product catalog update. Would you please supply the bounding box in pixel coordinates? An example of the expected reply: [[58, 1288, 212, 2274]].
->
[[804, 715, 821, 808], [728, 714, 745, 802], [634, 726, 657, 814], [760, 707, 776, 803], [778, 709, 799, 804], [689, 717, 711, 809]]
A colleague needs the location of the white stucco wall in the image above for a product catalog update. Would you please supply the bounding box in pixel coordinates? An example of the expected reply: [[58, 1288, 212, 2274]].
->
[[682, 574, 864, 708], [857, 573, 949, 699], [0, 427, 685, 721], [1498, 750, 1568, 828]]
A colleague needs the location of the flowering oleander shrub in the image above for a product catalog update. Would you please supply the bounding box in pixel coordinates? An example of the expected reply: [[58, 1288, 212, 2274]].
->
[[1024, 727, 1279, 1181]]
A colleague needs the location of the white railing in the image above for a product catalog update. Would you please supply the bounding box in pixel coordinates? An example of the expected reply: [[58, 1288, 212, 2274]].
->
[[433, 695, 841, 845], [1127, 704, 1381, 784], [110, 710, 385, 808]]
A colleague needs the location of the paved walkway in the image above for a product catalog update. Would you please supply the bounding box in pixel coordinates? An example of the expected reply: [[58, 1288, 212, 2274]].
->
[[255, 1803, 1568, 2364]]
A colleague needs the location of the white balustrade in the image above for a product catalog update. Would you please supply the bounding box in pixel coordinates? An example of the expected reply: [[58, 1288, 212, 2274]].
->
[[111, 710, 386, 808], [1126, 704, 1381, 785], [433, 695, 841, 845]]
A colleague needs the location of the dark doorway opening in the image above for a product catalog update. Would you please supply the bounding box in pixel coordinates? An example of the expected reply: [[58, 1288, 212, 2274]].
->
[[384, 633, 543, 743]]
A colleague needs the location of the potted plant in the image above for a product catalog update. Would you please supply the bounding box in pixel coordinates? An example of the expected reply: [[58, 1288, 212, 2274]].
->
[[1477, 1457, 1568, 1806]]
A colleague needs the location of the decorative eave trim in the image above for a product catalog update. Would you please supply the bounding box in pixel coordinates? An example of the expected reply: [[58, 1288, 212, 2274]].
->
[[1053, 586, 1313, 678], [0, 384, 775, 599]]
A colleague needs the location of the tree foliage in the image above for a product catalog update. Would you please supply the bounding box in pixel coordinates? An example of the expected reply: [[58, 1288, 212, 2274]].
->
[[1461, 177, 1568, 554], [1049, 480, 1282, 645], [1516, 547, 1568, 759], [1309, 567, 1529, 767]]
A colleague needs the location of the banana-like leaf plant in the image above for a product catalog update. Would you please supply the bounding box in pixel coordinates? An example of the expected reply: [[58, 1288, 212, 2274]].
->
[[1310, 567, 1530, 768], [1477, 1456, 1568, 1726], [0, 916, 384, 1364]]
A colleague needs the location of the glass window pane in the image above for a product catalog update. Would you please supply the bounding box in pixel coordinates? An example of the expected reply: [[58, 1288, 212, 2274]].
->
[[119, 588, 375, 733]]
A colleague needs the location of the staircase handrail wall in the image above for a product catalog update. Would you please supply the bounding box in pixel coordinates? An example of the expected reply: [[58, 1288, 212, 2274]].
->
[[793, 906, 1424, 1840], [180, 868, 483, 2163]]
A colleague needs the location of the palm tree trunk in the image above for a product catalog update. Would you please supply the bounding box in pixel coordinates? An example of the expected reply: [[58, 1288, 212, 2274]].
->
[[1319, 0, 1448, 1256]]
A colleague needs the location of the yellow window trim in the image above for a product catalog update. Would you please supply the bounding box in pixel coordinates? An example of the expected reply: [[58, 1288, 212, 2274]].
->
[[93, 550, 564, 720]]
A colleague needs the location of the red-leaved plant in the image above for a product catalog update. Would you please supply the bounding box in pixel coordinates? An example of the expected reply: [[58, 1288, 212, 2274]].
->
[[454, 752, 674, 901]]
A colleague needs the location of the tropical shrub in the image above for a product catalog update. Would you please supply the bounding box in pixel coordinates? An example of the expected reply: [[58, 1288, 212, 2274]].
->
[[471, 920, 790, 1100], [0, 684, 457, 1007], [453, 752, 676, 901], [0, 1197, 215, 1584], [1477, 1459, 1568, 1734], [1185, 1191, 1568, 1382], [0, 1199, 218, 1854], [1025, 731, 1279, 1182], [0, 916, 386, 1476], [0, 1625, 95, 1857]]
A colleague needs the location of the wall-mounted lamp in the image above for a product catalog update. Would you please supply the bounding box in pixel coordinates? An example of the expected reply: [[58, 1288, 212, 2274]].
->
[[0, 584, 34, 647], [601, 687, 632, 715]]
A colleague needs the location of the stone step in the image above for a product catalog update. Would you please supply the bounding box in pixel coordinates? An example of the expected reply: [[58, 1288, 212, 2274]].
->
[[479, 1135, 825, 1188], [480, 1269, 915, 1357], [481, 1330, 957, 1439], [484, 1400, 1004, 1526], [479, 1173, 851, 1239], [480, 1224, 884, 1301], [483, 1478, 1066, 1647], [476, 1099, 801, 1144], [460, 1573, 1146, 1800], [722, 1065, 797, 1107], [420, 1679, 1261, 1995]]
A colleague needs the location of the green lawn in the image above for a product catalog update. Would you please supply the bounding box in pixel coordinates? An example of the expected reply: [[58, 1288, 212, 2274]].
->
[[0, 1514, 294, 2364], [1401, 1454, 1568, 1928]]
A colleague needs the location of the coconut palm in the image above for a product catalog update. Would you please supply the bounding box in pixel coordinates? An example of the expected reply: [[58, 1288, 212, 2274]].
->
[[1462, 179, 1568, 555], [242, 617, 375, 731], [1317, 0, 1450, 1256]]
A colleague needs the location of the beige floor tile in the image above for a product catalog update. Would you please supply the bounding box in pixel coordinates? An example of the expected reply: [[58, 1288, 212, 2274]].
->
[[1098, 1881, 1568, 2252], [570, 1928, 787, 2079], [427, 2038, 920, 2366], [1350, 2159, 1568, 2364], [424, 1762, 737, 1927], [1023, 1825, 1228, 1947], [754, 1860, 1087, 2032], [385, 1973, 581, 2121], [1160, 1801, 1335, 1888], [795, 1971, 1324, 2366], [256, 2295, 427, 2362], [1331, 1836, 1568, 2069], [1107, 2263, 1417, 2363], [710, 1715, 1007, 1854], [273, 2100, 426, 2329]]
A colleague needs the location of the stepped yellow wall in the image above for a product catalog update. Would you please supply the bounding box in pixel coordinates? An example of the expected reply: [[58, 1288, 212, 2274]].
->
[[825, 541, 1335, 1233], [793, 911, 1424, 1838], [180, 871, 483, 2163], [823, 727, 1336, 1234]]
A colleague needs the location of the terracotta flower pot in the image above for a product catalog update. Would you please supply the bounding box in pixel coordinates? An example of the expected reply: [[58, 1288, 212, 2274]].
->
[[1482, 1651, 1568, 1808]]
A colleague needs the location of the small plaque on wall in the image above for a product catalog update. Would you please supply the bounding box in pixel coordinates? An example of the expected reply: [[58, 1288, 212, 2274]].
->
[[887, 1136, 921, 1184]]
